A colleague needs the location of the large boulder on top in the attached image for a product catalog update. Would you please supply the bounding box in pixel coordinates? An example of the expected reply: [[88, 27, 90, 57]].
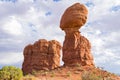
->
[[60, 3, 88, 30]]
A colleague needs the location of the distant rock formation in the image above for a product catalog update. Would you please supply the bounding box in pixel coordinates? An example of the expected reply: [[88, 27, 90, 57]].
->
[[60, 3, 94, 66], [22, 39, 61, 74]]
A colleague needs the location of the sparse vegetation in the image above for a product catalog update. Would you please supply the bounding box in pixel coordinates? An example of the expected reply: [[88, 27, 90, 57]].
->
[[0, 66, 23, 80], [81, 71, 103, 80], [66, 71, 71, 77], [50, 71, 55, 77], [75, 63, 81, 67], [21, 74, 36, 80], [31, 70, 37, 75], [0, 65, 118, 80]]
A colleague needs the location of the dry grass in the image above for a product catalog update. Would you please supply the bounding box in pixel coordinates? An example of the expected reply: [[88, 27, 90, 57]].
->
[[21, 74, 38, 80]]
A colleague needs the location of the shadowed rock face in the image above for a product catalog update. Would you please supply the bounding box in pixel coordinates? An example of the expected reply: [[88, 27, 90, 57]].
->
[[22, 39, 61, 74], [60, 3, 88, 30], [60, 3, 94, 67]]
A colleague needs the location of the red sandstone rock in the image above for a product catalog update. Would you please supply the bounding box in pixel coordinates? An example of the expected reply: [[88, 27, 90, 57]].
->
[[60, 3, 88, 30], [60, 3, 94, 66], [22, 39, 61, 74], [62, 31, 94, 66]]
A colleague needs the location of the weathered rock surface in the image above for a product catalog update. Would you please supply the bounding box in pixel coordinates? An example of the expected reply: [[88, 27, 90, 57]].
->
[[60, 3, 88, 30], [60, 3, 94, 66], [62, 30, 94, 66], [22, 39, 61, 74]]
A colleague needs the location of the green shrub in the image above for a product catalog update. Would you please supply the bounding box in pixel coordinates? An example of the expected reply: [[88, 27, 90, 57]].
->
[[0, 70, 10, 80], [0, 66, 23, 80], [81, 71, 103, 80]]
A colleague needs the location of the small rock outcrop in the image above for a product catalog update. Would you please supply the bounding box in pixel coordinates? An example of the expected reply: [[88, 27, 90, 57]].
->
[[22, 39, 61, 74], [60, 3, 94, 66]]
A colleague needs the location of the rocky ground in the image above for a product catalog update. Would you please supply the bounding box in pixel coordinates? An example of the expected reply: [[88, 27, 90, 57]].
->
[[22, 65, 120, 80]]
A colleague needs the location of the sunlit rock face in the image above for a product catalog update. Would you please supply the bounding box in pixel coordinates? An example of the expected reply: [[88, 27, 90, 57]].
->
[[60, 3, 88, 30], [60, 3, 94, 67], [22, 39, 61, 74]]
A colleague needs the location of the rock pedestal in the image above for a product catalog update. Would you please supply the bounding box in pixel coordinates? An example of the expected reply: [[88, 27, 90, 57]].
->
[[62, 29, 94, 66], [22, 39, 61, 74], [60, 3, 94, 66]]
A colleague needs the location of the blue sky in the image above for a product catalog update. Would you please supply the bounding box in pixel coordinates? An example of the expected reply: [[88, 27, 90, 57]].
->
[[0, 0, 120, 74]]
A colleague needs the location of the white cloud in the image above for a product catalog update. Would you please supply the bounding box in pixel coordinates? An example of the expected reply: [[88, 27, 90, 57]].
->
[[0, 52, 23, 65], [87, 0, 120, 22], [115, 60, 120, 65], [3, 16, 23, 36]]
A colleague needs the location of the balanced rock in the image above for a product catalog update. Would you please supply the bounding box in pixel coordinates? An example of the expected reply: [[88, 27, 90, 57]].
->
[[22, 39, 61, 74], [60, 3, 88, 30], [60, 3, 94, 66]]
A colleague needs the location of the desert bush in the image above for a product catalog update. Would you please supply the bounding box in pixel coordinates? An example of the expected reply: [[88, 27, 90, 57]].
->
[[0, 70, 10, 80], [31, 70, 37, 75], [66, 71, 71, 77], [75, 63, 81, 67], [50, 71, 55, 77], [0, 66, 23, 80], [81, 71, 103, 80]]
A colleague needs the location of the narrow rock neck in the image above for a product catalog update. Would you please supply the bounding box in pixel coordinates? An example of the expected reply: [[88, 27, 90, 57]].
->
[[63, 29, 81, 50]]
